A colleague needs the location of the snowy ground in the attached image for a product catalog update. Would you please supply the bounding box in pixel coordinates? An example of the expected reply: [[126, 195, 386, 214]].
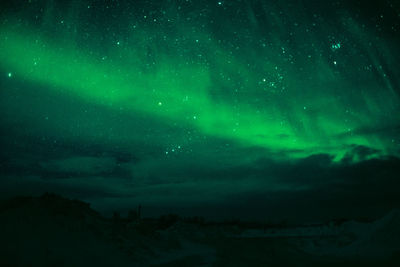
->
[[1, 195, 399, 266]]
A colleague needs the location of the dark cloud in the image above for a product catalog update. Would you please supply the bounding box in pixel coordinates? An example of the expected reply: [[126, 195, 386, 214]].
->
[[340, 145, 381, 164], [39, 156, 117, 178], [1, 132, 400, 222]]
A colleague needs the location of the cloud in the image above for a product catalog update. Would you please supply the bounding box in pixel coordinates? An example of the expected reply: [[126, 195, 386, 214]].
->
[[40, 157, 117, 177], [341, 145, 381, 163]]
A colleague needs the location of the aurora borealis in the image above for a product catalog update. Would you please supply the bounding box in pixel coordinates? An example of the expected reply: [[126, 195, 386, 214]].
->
[[1, 0, 400, 221]]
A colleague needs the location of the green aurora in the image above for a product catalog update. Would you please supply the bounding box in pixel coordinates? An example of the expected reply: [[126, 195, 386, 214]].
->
[[1, 1, 399, 161], [0, 0, 400, 220]]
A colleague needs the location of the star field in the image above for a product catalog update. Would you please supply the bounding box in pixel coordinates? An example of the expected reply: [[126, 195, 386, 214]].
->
[[0, 0, 399, 221]]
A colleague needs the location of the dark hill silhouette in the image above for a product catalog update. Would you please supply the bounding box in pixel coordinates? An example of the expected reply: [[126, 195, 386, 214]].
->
[[0, 193, 136, 267], [0, 193, 213, 266], [0, 193, 100, 219]]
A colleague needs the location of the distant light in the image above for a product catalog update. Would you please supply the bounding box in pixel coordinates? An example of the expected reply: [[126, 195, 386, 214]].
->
[[331, 42, 341, 51], [158, 102, 162, 106], [218, 1, 223, 5], [7, 72, 12, 78], [333, 61, 337, 65]]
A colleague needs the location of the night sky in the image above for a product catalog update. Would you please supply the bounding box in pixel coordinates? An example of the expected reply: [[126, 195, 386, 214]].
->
[[1, 0, 400, 222]]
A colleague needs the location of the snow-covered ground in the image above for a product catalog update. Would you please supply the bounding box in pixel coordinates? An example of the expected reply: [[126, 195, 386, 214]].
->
[[235, 209, 400, 261], [300, 209, 400, 260], [1, 195, 399, 266]]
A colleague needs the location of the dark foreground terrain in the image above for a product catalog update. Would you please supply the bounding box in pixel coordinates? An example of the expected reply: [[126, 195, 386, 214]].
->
[[1, 194, 399, 266]]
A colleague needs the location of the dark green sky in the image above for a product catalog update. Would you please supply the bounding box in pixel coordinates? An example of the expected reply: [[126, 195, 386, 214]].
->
[[1, 0, 399, 222]]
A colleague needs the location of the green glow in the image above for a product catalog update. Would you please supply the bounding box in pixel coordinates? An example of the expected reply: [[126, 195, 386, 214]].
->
[[1, 0, 400, 223], [0, 8, 399, 162]]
